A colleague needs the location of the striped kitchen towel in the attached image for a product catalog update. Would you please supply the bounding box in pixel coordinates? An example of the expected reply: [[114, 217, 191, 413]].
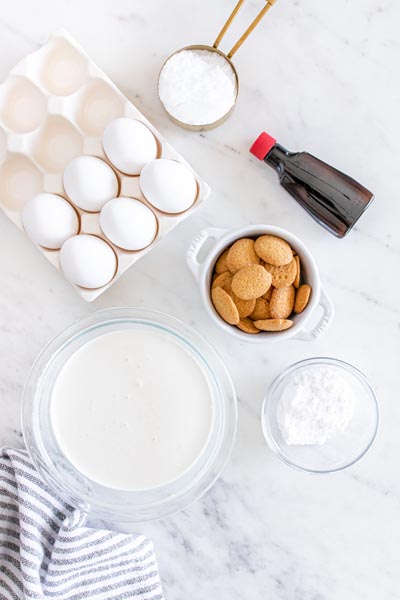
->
[[0, 447, 164, 600]]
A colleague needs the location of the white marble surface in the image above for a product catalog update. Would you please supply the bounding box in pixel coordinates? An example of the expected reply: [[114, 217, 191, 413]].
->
[[0, 1, 399, 598]]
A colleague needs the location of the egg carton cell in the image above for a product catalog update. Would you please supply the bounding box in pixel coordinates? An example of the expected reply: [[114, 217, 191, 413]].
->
[[0, 76, 47, 133], [76, 79, 125, 136], [32, 116, 83, 173], [40, 37, 88, 96], [0, 153, 43, 212]]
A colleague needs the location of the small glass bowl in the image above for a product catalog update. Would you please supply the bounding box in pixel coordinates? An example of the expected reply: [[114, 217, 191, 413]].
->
[[22, 308, 237, 522], [262, 357, 379, 473]]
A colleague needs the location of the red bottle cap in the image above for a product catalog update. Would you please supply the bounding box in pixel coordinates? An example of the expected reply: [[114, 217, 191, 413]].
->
[[250, 132, 277, 160]]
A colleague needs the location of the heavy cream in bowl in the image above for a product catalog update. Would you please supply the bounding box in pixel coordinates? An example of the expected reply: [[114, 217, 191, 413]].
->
[[50, 328, 213, 491], [22, 309, 237, 522]]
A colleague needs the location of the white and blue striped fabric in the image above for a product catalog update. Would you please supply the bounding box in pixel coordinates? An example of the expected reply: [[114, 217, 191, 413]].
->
[[0, 448, 164, 600]]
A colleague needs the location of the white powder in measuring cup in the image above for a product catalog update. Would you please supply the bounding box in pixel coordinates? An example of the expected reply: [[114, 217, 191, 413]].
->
[[158, 49, 237, 126], [277, 366, 355, 446]]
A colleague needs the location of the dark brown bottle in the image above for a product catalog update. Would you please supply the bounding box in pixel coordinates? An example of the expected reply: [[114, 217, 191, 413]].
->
[[250, 132, 374, 238]]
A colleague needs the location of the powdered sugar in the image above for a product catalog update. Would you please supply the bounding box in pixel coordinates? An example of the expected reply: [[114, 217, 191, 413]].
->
[[158, 49, 237, 126], [277, 366, 355, 446]]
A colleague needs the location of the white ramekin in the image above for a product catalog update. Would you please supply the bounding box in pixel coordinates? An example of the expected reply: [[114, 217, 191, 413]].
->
[[187, 225, 334, 343]]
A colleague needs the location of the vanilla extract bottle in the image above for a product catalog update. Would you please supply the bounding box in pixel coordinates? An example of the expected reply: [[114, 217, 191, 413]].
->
[[250, 132, 374, 238]]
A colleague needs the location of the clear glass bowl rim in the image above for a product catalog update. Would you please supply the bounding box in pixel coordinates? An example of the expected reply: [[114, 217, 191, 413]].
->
[[261, 357, 380, 474], [22, 307, 237, 522]]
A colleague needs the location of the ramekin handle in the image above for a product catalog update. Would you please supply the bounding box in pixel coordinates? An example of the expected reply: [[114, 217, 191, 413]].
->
[[295, 287, 335, 341], [186, 227, 227, 280]]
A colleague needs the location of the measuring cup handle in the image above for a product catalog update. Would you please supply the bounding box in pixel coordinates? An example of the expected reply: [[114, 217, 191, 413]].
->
[[295, 287, 335, 341], [186, 227, 227, 280], [213, 0, 277, 59]]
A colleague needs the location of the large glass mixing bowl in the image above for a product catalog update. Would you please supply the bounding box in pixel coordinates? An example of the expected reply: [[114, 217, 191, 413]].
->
[[22, 308, 237, 522]]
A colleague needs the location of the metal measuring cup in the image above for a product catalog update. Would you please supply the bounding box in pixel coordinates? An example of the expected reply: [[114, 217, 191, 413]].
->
[[158, 0, 278, 131]]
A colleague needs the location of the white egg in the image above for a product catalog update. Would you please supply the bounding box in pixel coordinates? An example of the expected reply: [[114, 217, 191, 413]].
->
[[140, 159, 197, 214], [102, 118, 158, 175], [100, 197, 158, 251], [21, 193, 79, 249], [63, 156, 119, 212], [60, 234, 117, 289]]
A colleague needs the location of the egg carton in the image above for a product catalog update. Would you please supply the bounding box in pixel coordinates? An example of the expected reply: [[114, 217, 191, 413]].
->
[[0, 30, 210, 301]]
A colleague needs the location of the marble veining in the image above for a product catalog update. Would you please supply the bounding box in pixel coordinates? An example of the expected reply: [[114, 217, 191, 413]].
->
[[0, 0, 399, 598]]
